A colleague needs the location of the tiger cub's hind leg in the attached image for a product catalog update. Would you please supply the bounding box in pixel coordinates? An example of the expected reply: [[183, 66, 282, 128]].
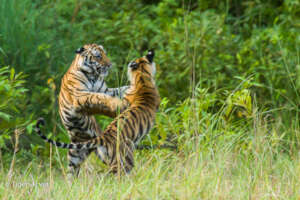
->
[[109, 144, 135, 174], [67, 148, 94, 179]]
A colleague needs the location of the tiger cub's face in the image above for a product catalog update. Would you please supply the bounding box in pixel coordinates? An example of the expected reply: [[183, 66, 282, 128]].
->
[[127, 50, 156, 82], [76, 43, 112, 77]]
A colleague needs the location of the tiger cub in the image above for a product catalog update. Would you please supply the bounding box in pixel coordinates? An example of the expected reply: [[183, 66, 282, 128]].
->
[[58, 44, 128, 176], [36, 50, 160, 174]]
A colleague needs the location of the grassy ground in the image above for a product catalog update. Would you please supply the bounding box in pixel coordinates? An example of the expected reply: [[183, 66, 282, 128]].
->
[[0, 1, 298, 199], [1, 124, 299, 200]]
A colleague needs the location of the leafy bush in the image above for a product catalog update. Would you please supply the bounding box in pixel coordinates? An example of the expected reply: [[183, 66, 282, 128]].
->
[[0, 0, 299, 157], [0, 66, 33, 150]]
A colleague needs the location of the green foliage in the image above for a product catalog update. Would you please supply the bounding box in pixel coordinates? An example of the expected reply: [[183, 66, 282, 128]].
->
[[149, 85, 255, 150], [0, 0, 299, 159], [0, 66, 34, 149]]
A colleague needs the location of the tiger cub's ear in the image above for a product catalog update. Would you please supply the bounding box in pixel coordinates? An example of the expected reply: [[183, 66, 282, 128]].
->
[[75, 47, 85, 54], [146, 49, 155, 63]]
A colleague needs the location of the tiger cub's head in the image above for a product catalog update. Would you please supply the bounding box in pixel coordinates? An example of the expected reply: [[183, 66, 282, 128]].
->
[[125, 50, 160, 108], [75, 43, 112, 77], [127, 50, 156, 83]]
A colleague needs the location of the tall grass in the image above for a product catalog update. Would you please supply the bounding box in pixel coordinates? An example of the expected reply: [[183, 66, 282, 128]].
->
[[0, 0, 42, 71], [0, 111, 299, 199]]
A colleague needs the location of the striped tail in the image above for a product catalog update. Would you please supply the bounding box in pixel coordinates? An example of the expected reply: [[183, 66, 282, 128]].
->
[[35, 118, 94, 150]]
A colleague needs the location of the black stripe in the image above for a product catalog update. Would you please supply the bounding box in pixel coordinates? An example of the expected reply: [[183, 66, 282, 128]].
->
[[72, 75, 89, 88], [141, 92, 155, 97], [126, 154, 134, 167], [129, 110, 137, 120], [146, 120, 151, 134], [138, 122, 144, 139], [69, 126, 86, 132], [139, 109, 147, 124], [99, 80, 105, 91], [68, 151, 77, 157], [115, 88, 119, 96], [41, 135, 47, 140], [110, 147, 116, 165], [138, 77, 145, 84], [86, 143, 93, 148], [143, 109, 153, 126], [68, 162, 76, 167], [141, 67, 151, 76], [125, 119, 135, 139]]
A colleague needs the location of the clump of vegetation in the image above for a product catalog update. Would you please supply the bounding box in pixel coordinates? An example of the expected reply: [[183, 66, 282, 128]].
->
[[0, 66, 31, 149]]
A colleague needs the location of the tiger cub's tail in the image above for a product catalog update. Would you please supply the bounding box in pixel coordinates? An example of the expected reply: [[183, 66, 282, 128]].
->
[[35, 118, 79, 149]]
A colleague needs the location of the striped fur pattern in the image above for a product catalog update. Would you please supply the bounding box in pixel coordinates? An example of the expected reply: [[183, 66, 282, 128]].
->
[[36, 50, 160, 173], [58, 44, 128, 177]]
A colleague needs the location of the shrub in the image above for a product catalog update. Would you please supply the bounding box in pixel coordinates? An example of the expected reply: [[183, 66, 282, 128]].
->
[[0, 66, 32, 150]]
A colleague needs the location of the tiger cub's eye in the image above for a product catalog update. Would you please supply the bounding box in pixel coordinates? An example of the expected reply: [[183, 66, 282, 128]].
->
[[95, 54, 102, 59], [130, 62, 138, 69]]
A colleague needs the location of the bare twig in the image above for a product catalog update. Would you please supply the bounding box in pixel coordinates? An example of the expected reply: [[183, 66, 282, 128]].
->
[[136, 144, 177, 151], [7, 128, 23, 182], [71, 0, 81, 23]]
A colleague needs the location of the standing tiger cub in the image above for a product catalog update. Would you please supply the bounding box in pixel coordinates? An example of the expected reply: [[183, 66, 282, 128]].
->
[[36, 50, 160, 174], [57, 44, 128, 177]]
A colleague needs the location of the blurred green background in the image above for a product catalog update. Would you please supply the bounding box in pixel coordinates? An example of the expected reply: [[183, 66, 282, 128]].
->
[[0, 0, 299, 163]]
